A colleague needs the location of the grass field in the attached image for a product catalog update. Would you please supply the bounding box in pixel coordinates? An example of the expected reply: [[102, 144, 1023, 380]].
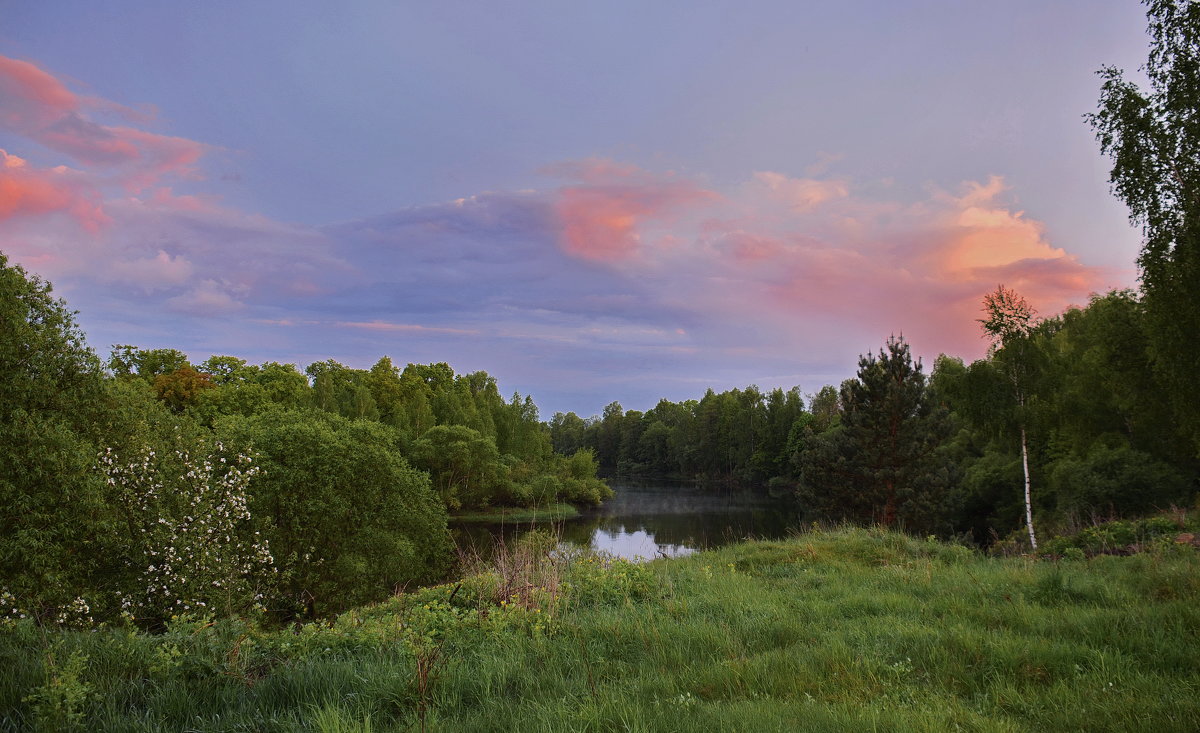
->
[[3, 527, 1198, 731]]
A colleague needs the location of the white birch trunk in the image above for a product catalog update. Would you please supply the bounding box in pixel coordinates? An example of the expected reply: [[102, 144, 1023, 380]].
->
[[1020, 422, 1037, 551]]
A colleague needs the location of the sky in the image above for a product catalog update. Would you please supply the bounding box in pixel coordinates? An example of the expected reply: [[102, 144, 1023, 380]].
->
[[0, 0, 1153, 417]]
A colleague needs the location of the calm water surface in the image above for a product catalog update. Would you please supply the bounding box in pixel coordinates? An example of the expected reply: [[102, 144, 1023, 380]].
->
[[453, 481, 798, 561]]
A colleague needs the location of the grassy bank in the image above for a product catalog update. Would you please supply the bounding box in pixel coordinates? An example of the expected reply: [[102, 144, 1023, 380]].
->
[[450, 502, 580, 523], [3, 527, 1198, 731]]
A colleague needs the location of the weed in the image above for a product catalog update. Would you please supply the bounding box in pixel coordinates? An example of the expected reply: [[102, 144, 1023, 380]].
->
[[23, 645, 93, 732]]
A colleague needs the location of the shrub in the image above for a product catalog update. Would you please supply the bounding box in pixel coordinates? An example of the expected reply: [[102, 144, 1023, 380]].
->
[[217, 409, 452, 617], [1045, 513, 1196, 557], [1048, 441, 1190, 516], [563, 554, 655, 608]]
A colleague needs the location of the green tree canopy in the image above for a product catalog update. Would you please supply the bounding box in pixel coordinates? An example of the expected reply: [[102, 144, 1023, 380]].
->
[[216, 409, 451, 617], [109, 345, 192, 380], [410, 424, 505, 510], [1089, 0, 1200, 452], [0, 253, 115, 618]]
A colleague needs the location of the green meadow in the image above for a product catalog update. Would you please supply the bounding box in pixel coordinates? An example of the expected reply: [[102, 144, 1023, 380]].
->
[[4, 527, 1197, 732]]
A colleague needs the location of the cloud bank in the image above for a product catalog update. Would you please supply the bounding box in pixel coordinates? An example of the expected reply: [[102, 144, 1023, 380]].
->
[[0, 54, 1118, 415]]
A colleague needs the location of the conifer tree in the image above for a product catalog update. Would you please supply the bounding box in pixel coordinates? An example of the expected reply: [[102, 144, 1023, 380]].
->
[[798, 336, 951, 532]]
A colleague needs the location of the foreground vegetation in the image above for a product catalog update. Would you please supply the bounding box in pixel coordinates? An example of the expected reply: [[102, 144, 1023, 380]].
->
[[3, 527, 1198, 732]]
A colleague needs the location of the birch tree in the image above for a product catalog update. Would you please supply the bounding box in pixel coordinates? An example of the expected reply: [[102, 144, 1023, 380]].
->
[[1089, 0, 1200, 452], [979, 285, 1039, 551]]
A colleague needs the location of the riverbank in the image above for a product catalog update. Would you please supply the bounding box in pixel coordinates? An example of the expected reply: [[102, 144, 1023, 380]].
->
[[450, 502, 580, 523], [3, 527, 1197, 730]]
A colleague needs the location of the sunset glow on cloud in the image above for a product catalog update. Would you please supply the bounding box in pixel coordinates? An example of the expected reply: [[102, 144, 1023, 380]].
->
[[0, 56, 206, 191], [0, 0, 1146, 416], [551, 159, 719, 262], [0, 149, 107, 231], [541, 160, 1107, 362]]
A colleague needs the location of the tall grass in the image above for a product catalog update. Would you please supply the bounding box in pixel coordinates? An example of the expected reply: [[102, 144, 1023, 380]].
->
[[2, 527, 1197, 731]]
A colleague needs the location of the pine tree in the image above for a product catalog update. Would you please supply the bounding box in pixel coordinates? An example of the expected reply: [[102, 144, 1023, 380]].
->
[[798, 336, 952, 532]]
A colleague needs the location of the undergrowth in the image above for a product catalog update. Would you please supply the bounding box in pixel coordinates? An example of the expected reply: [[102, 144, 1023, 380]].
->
[[1042, 509, 1198, 558], [1, 527, 1197, 731]]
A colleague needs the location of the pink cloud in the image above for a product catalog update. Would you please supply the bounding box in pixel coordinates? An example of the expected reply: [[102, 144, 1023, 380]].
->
[[0, 56, 78, 131], [0, 154, 74, 217], [549, 158, 718, 262], [36, 113, 142, 166], [0, 149, 108, 231], [720, 176, 1109, 359], [107, 127, 206, 191], [752, 171, 848, 211], [723, 232, 785, 262], [0, 54, 208, 190], [147, 186, 219, 213], [0, 54, 287, 327], [556, 164, 1113, 363]]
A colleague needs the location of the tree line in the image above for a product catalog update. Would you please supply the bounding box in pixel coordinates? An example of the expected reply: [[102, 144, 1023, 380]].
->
[[554, 286, 1198, 543], [108, 344, 610, 512]]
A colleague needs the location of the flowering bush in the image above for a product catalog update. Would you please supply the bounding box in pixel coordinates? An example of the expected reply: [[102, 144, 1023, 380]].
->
[[99, 441, 276, 624]]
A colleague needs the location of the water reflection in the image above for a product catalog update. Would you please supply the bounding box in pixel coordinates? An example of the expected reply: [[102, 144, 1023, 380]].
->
[[452, 481, 798, 561]]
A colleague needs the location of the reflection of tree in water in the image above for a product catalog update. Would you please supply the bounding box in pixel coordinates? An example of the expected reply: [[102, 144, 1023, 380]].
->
[[452, 484, 797, 562], [593, 508, 791, 550]]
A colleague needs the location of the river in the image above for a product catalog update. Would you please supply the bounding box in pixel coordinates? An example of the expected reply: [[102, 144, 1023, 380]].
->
[[452, 481, 798, 561]]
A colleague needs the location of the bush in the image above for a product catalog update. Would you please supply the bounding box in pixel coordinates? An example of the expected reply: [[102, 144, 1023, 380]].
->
[[1048, 441, 1190, 516], [556, 449, 614, 506], [217, 409, 452, 617], [99, 441, 275, 624], [1045, 513, 1194, 557], [563, 555, 655, 608]]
